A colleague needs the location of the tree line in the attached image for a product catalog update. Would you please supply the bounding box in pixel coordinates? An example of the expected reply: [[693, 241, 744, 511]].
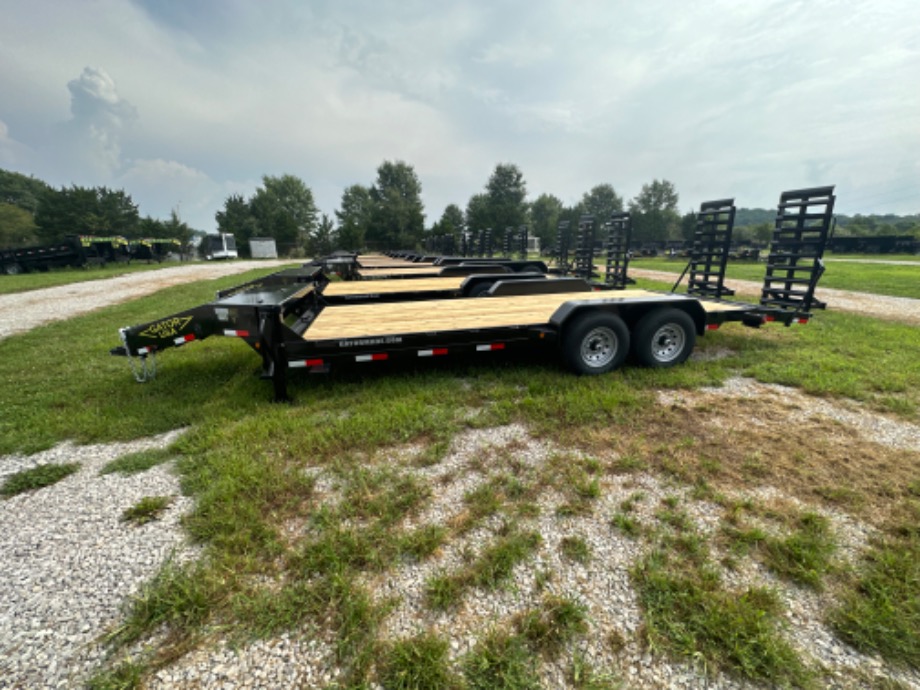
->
[[0, 169, 194, 250], [213, 162, 689, 255], [3, 165, 919, 256]]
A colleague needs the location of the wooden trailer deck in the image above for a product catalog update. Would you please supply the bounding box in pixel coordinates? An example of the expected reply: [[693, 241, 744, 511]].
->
[[358, 266, 441, 276], [304, 290, 748, 341], [323, 276, 465, 296]]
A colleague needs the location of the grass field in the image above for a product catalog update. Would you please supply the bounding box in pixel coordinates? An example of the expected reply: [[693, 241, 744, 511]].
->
[[628, 256, 920, 299], [2, 267, 918, 688]]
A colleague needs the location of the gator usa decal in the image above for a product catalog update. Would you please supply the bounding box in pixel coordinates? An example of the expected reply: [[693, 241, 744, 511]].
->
[[140, 316, 194, 339]]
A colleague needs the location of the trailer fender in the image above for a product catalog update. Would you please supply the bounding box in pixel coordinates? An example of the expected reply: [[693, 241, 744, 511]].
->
[[550, 297, 706, 335]]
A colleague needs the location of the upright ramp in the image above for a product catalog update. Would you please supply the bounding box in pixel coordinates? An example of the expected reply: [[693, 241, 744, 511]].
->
[[760, 186, 835, 318], [686, 199, 736, 299]]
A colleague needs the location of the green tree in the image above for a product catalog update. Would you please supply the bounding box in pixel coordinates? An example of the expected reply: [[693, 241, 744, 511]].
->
[[629, 179, 680, 242], [249, 174, 317, 256], [679, 210, 697, 242], [529, 193, 564, 250], [137, 215, 167, 239], [335, 184, 373, 250], [579, 184, 624, 222], [0, 203, 39, 246], [0, 169, 51, 214], [367, 160, 425, 249], [162, 209, 196, 259], [311, 213, 335, 256], [34, 185, 139, 243], [216, 193, 258, 256], [465, 193, 490, 235], [438, 203, 464, 235], [484, 163, 528, 244], [751, 222, 773, 243]]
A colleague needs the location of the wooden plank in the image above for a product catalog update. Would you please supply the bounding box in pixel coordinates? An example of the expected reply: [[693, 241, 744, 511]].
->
[[359, 266, 439, 273], [324, 277, 464, 296], [305, 290, 670, 341]]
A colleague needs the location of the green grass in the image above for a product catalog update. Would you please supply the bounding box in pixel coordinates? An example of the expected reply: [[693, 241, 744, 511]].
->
[[514, 594, 588, 655], [463, 629, 540, 690], [629, 256, 920, 299], [633, 547, 813, 686], [831, 501, 920, 667], [4, 262, 919, 685], [100, 448, 174, 476], [1, 462, 79, 497], [121, 496, 173, 525], [425, 528, 542, 612], [378, 632, 463, 690], [560, 535, 592, 563]]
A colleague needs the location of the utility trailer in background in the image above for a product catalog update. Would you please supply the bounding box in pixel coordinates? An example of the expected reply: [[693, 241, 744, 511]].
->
[[112, 186, 836, 401], [1, 235, 129, 274], [202, 233, 238, 260]]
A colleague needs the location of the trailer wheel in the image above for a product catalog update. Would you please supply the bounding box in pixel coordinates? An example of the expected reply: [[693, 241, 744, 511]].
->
[[3, 262, 22, 275], [562, 312, 629, 375], [469, 281, 494, 297], [632, 308, 696, 367]]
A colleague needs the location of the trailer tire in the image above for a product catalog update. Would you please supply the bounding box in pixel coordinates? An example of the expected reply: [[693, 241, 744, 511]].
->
[[632, 308, 696, 367], [562, 311, 629, 375], [469, 281, 494, 297], [3, 262, 23, 275]]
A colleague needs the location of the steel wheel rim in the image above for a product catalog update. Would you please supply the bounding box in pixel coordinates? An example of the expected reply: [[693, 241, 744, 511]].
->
[[581, 327, 618, 368], [651, 324, 685, 362]]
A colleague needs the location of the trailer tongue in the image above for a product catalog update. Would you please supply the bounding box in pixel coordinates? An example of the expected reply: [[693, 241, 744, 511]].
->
[[112, 186, 835, 401]]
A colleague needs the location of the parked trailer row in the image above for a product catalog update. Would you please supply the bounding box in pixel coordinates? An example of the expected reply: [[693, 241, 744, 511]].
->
[[112, 186, 836, 401], [111, 263, 811, 402]]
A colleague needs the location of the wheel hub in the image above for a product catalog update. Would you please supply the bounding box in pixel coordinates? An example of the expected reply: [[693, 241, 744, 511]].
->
[[581, 327, 616, 367], [652, 324, 684, 362]]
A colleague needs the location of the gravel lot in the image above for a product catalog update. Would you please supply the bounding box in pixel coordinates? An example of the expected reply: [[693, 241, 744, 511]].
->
[[1, 262, 918, 688], [0, 260, 289, 340]]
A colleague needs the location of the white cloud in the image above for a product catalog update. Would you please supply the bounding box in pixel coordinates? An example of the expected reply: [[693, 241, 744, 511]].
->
[[1, 0, 919, 224]]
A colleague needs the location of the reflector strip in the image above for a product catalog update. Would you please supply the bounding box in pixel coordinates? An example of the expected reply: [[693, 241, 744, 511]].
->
[[223, 329, 250, 337], [356, 353, 388, 362], [137, 347, 150, 355], [797, 318, 809, 324], [418, 348, 448, 357], [290, 358, 324, 369], [476, 343, 506, 352], [706, 323, 720, 330], [174, 334, 195, 345], [764, 315, 776, 322]]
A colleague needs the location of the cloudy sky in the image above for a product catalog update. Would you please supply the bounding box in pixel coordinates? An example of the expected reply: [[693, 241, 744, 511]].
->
[[1, 0, 918, 232]]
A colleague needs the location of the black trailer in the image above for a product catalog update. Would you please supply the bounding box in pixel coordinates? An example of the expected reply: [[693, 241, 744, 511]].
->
[[112, 186, 836, 401], [1, 235, 129, 274], [333, 253, 549, 280]]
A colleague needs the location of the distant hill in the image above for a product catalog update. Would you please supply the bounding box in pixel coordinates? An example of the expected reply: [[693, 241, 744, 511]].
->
[[734, 207, 920, 235]]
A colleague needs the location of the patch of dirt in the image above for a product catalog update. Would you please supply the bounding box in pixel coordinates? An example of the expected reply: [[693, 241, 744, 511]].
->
[[647, 377, 920, 526]]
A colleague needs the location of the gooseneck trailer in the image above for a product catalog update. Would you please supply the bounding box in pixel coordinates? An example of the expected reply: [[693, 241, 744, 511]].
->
[[112, 186, 836, 401]]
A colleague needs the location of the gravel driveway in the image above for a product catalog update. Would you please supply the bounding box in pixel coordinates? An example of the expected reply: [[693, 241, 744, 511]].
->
[[0, 260, 290, 340]]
